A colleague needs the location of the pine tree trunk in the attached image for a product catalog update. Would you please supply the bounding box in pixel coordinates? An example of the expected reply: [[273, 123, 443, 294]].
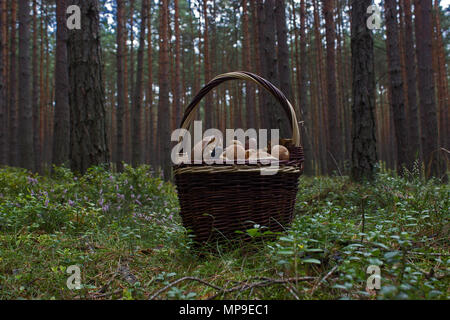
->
[[174, 0, 181, 129], [202, 0, 212, 129], [323, 0, 342, 174], [39, 3, 45, 166], [146, 0, 154, 167], [402, 0, 421, 167], [8, 0, 17, 166], [433, 0, 448, 151], [123, 2, 131, 165], [243, 0, 256, 130], [350, 0, 377, 181], [260, 0, 285, 136], [385, 0, 409, 173], [52, 0, 70, 167], [274, 0, 292, 104], [31, 0, 40, 170], [157, 0, 171, 179], [312, 0, 328, 174], [128, 0, 135, 108], [17, 0, 34, 171], [43, 15, 51, 165], [131, 0, 148, 167], [0, 0, 5, 165], [414, 0, 441, 178], [67, 0, 109, 173], [299, 0, 312, 174], [116, 0, 125, 171], [250, 0, 261, 128]]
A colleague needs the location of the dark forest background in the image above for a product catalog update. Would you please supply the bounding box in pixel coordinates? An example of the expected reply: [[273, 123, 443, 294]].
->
[[0, 0, 448, 180]]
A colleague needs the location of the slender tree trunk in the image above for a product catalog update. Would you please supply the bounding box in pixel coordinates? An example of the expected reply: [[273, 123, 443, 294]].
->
[[385, 0, 409, 173], [39, 3, 45, 166], [123, 2, 131, 164], [275, 0, 292, 104], [414, 0, 441, 178], [336, 0, 350, 164], [0, 0, 5, 165], [116, 0, 125, 171], [350, 0, 377, 181], [146, 0, 154, 167], [290, 0, 300, 113], [402, 0, 421, 167], [52, 0, 70, 167], [128, 0, 135, 107], [323, 0, 342, 174], [256, 0, 266, 128], [243, 0, 256, 130], [174, 0, 181, 129], [67, 0, 109, 173], [131, 0, 148, 166], [313, 0, 328, 174], [31, 0, 40, 170], [299, 0, 312, 174], [43, 15, 50, 165], [433, 0, 448, 150], [250, 0, 261, 129], [18, 0, 33, 170], [260, 0, 285, 136], [202, 0, 212, 129], [8, 0, 17, 166], [157, 0, 171, 179]]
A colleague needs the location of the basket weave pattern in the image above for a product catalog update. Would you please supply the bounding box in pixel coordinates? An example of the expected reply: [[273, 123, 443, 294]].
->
[[173, 72, 304, 243]]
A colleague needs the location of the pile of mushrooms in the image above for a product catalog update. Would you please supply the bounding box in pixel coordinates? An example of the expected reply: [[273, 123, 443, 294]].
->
[[191, 136, 290, 163]]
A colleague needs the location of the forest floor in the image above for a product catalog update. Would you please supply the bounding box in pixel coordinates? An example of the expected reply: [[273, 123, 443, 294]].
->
[[0, 165, 448, 300]]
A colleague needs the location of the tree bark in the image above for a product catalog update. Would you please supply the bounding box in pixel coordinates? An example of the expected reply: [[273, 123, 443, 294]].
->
[[128, 0, 135, 108], [67, 0, 109, 173], [414, 0, 441, 178], [131, 0, 148, 167], [157, 0, 171, 179], [243, 0, 256, 130], [323, 0, 342, 174], [259, 0, 287, 137], [275, 0, 292, 104], [18, 0, 34, 170], [385, 0, 409, 173], [8, 0, 17, 166], [350, 0, 377, 181], [433, 0, 448, 151], [174, 0, 181, 129], [146, 0, 154, 167], [313, 0, 328, 174], [39, 3, 45, 166], [202, 0, 212, 129], [402, 0, 421, 167], [32, 0, 40, 171], [116, 0, 125, 171], [0, 0, 5, 165], [52, 0, 71, 167], [299, 0, 312, 174]]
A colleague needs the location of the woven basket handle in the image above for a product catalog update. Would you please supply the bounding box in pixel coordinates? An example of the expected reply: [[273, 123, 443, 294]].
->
[[179, 71, 301, 147]]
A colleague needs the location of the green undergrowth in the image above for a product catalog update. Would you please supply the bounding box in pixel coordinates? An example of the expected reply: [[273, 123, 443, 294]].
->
[[0, 165, 448, 300]]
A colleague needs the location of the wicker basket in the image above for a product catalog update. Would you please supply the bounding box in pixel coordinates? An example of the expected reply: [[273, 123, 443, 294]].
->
[[173, 71, 304, 244]]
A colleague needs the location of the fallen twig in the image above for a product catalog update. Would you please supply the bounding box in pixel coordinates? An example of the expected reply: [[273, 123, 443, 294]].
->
[[91, 289, 122, 299], [310, 265, 339, 296], [283, 283, 300, 300], [148, 276, 316, 300], [148, 276, 223, 300], [207, 276, 316, 300]]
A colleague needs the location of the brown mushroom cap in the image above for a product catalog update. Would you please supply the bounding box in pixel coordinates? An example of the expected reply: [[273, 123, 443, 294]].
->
[[225, 144, 246, 160], [271, 145, 290, 161]]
